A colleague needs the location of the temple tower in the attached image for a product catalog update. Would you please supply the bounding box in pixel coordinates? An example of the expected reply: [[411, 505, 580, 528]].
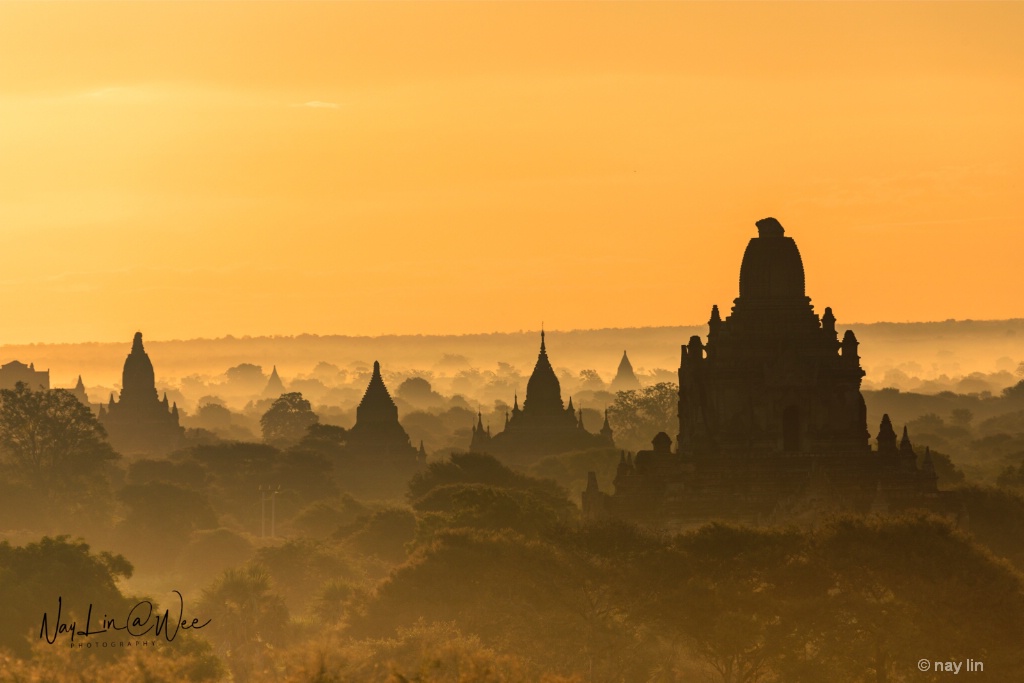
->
[[101, 332, 184, 455], [346, 361, 418, 457], [677, 218, 870, 457], [610, 351, 641, 392], [469, 331, 614, 460], [263, 365, 286, 398]]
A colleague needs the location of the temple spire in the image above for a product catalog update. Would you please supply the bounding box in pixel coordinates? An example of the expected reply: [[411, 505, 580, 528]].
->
[[923, 447, 936, 472], [347, 359, 418, 460], [600, 408, 614, 441], [611, 350, 641, 392], [708, 305, 722, 335], [120, 331, 157, 404], [355, 360, 399, 425], [523, 328, 563, 414], [263, 365, 286, 398], [822, 307, 837, 338], [100, 331, 185, 455], [877, 414, 898, 455], [899, 426, 915, 457]]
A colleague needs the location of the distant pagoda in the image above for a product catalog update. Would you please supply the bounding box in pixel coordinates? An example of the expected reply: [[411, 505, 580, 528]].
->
[[70, 375, 89, 404], [100, 332, 184, 456], [346, 361, 423, 462], [469, 330, 614, 461], [263, 365, 286, 398], [609, 350, 641, 392]]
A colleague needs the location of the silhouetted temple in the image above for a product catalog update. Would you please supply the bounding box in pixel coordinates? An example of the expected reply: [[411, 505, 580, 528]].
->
[[609, 351, 641, 392], [100, 332, 184, 456], [0, 360, 50, 391], [346, 361, 424, 464], [263, 365, 286, 398], [70, 375, 89, 405], [470, 331, 614, 461], [583, 219, 955, 525]]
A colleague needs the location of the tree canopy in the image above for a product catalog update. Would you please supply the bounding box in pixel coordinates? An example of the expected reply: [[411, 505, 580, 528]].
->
[[260, 392, 318, 448], [0, 536, 134, 656], [0, 384, 117, 494], [607, 382, 679, 451]]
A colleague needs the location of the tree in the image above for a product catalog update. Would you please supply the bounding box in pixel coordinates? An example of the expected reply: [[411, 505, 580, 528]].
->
[[297, 422, 347, 452], [633, 524, 824, 683], [198, 565, 289, 682], [997, 464, 1024, 492], [338, 507, 418, 563], [0, 536, 135, 656], [396, 377, 443, 408], [115, 481, 219, 566], [0, 383, 117, 496], [1003, 379, 1024, 401], [927, 449, 966, 487], [225, 363, 266, 391], [407, 452, 570, 513], [413, 483, 571, 537], [192, 402, 234, 431], [950, 408, 974, 428], [577, 369, 606, 391], [252, 538, 352, 616], [260, 392, 318, 448], [606, 382, 679, 451], [813, 514, 1024, 682]]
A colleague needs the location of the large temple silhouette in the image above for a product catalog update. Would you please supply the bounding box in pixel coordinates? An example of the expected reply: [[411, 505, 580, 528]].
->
[[583, 219, 956, 525], [100, 332, 185, 456], [470, 330, 614, 461]]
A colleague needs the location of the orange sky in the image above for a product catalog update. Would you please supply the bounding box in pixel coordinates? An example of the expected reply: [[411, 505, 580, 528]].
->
[[0, 2, 1021, 344]]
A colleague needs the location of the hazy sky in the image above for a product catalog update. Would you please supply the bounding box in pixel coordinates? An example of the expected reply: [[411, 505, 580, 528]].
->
[[1, 2, 1021, 344]]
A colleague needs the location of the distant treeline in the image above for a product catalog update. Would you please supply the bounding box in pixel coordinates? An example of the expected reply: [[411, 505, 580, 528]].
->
[[4, 318, 1024, 391]]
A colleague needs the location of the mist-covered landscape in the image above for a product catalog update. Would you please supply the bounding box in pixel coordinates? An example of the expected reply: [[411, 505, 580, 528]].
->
[[3, 0, 1024, 681], [2, 317, 1024, 682]]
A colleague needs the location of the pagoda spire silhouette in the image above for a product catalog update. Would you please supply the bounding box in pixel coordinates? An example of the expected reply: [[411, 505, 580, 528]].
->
[[263, 365, 286, 398], [346, 360, 420, 459], [466, 329, 613, 461], [100, 332, 184, 455], [610, 350, 641, 392]]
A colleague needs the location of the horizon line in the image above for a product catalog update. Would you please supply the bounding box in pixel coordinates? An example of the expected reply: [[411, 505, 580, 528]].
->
[[2, 317, 1023, 348]]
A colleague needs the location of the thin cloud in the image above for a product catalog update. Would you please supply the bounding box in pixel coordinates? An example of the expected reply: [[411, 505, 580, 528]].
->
[[291, 100, 340, 109]]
